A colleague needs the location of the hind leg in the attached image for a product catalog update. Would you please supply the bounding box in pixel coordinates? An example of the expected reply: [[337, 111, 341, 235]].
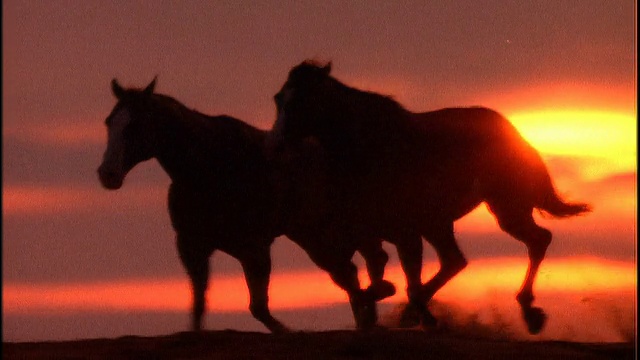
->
[[177, 235, 210, 331], [421, 222, 468, 301], [488, 203, 551, 334], [402, 222, 467, 327], [238, 243, 289, 334], [358, 239, 396, 302]]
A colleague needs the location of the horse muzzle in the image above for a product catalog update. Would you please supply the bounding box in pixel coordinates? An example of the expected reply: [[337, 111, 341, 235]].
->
[[97, 165, 124, 190]]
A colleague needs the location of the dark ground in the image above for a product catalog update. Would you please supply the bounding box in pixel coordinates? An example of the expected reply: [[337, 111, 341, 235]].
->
[[3, 329, 635, 360]]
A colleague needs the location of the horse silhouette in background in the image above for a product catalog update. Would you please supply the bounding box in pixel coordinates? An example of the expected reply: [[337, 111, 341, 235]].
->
[[270, 60, 591, 334], [97, 78, 396, 333]]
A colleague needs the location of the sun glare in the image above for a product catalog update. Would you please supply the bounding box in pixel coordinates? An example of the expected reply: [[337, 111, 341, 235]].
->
[[508, 110, 636, 178]]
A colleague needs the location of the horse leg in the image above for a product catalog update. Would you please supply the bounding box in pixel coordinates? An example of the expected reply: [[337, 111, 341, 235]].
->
[[334, 259, 377, 330], [301, 238, 374, 329], [412, 222, 467, 327], [395, 233, 436, 328], [177, 235, 210, 331], [419, 222, 468, 327], [238, 243, 289, 334], [358, 239, 396, 302], [488, 204, 551, 334]]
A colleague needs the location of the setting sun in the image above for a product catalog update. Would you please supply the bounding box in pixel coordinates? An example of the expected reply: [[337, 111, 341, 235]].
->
[[510, 110, 635, 159]]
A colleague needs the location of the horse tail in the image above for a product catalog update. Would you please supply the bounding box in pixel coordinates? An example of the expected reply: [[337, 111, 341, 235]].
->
[[538, 190, 592, 218], [488, 110, 592, 219], [532, 151, 592, 218]]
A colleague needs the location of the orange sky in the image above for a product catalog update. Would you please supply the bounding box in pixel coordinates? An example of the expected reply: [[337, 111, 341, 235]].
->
[[3, 0, 636, 343], [4, 257, 635, 314], [4, 257, 635, 343]]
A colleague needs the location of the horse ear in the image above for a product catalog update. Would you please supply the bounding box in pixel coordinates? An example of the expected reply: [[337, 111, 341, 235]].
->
[[143, 76, 157, 95], [111, 78, 125, 99], [322, 62, 332, 75]]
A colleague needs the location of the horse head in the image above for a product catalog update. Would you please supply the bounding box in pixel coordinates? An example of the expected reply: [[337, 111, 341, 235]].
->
[[270, 60, 335, 148], [97, 77, 160, 189]]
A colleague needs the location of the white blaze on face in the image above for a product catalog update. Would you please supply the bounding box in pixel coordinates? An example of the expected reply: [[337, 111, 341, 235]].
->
[[101, 107, 132, 176]]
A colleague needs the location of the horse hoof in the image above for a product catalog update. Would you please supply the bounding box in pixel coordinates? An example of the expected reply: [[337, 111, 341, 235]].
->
[[272, 325, 291, 334], [398, 304, 421, 328], [523, 307, 547, 335], [266, 320, 291, 334], [366, 280, 397, 301], [376, 280, 397, 300], [356, 303, 378, 330], [421, 310, 438, 329]]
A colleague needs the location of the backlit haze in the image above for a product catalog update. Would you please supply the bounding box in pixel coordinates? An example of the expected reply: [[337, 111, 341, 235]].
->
[[3, 1, 636, 342]]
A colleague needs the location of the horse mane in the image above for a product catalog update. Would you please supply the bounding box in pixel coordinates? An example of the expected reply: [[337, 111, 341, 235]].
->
[[284, 61, 416, 176], [114, 85, 267, 160], [288, 60, 413, 167], [131, 91, 258, 133], [148, 93, 204, 118], [115, 83, 218, 122], [290, 60, 409, 119]]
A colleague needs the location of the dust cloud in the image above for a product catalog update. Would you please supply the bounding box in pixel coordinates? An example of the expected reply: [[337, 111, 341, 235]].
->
[[380, 290, 635, 343]]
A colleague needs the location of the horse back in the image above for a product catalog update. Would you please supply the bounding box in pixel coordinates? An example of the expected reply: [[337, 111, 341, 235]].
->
[[166, 118, 278, 249], [403, 107, 548, 215]]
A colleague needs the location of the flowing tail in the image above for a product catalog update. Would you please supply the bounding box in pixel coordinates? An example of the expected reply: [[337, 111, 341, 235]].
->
[[539, 192, 592, 218], [521, 141, 592, 218], [487, 109, 592, 219], [535, 162, 592, 218]]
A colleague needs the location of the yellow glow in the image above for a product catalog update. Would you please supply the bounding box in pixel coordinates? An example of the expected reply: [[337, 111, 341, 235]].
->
[[509, 110, 635, 156], [508, 110, 636, 179]]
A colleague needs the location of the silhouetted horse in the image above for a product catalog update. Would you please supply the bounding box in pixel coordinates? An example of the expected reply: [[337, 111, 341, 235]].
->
[[97, 78, 395, 333], [270, 60, 591, 334]]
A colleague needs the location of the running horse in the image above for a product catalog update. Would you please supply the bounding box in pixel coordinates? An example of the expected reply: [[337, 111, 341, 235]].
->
[[97, 78, 395, 333], [270, 60, 591, 334]]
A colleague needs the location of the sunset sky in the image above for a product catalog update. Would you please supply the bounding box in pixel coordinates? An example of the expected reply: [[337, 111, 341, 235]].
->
[[3, 1, 636, 342]]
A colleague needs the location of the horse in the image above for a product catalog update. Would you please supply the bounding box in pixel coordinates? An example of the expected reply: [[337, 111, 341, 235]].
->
[[269, 60, 592, 334], [96, 78, 396, 333]]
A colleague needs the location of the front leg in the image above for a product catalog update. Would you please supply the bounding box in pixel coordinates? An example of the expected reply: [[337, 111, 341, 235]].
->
[[239, 243, 290, 334], [177, 235, 211, 331], [291, 232, 375, 330], [330, 260, 376, 330], [395, 235, 438, 328], [318, 252, 376, 329], [358, 238, 396, 302]]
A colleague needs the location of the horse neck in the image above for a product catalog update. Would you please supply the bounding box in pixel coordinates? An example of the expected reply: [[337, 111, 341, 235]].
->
[[321, 88, 412, 165], [152, 104, 263, 186]]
